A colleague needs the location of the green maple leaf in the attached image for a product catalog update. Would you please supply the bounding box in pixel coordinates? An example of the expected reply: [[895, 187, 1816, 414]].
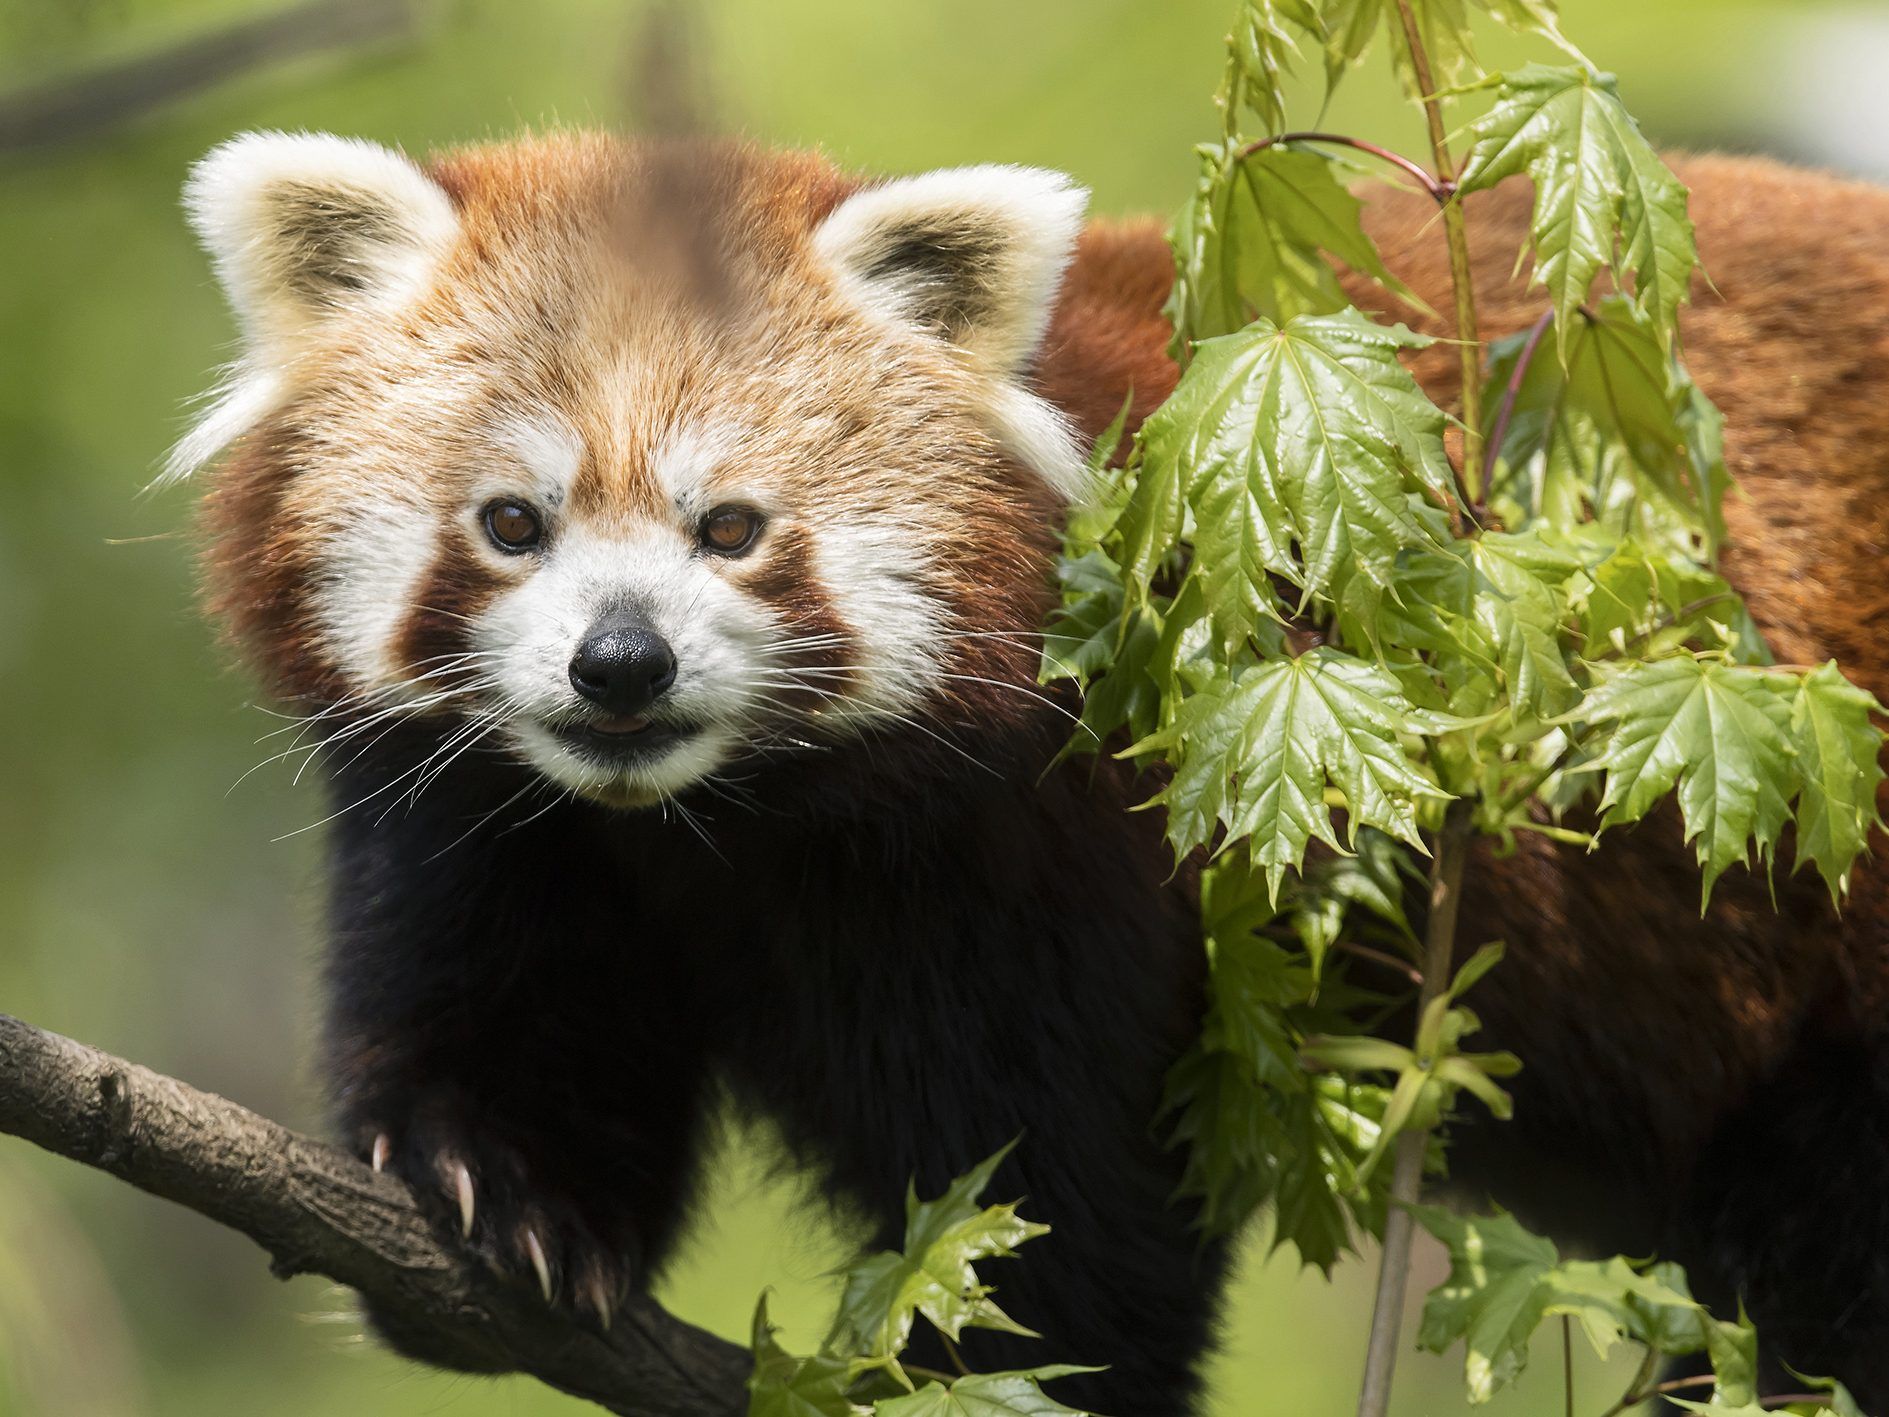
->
[[1165, 143, 1422, 352], [1380, 528, 1584, 728], [1163, 1037, 1391, 1267], [1268, 1077, 1386, 1269], [1318, 0, 1478, 97], [1220, 0, 1325, 135], [1579, 658, 1885, 904], [1577, 658, 1798, 902], [1473, 0, 1588, 61], [1038, 550, 1173, 753], [1113, 442, 1186, 604], [1575, 539, 1765, 663], [1133, 648, 1456, 898], [1415, 1208, 1703, 1403], [1289, 828, 1418, 974], [1413, 1206, 1562, 1400], [1482, 299, 1724, 554], [749, 1295, 873, 1417], [1315, 0, 1587, 102], [1199, 936, 1313, 1086], [1141, 310, 1453, 648], [827, 1144, 1048, 1363], [1458, 65, 1697, 356], [1040, 550, 1127, 686], [871, 1368, 1099, 1417], [1161, 1043, 1286, 1235], [1789, 662, 1888, 900]]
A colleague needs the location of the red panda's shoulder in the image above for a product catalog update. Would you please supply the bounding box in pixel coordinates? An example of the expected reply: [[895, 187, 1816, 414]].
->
[[1037, 219, 1179, 447]]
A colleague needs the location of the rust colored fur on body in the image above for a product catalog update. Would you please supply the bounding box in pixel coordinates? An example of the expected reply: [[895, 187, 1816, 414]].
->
[[177, 130, 1888, 1412], [1058, 154, 1889, 1398]]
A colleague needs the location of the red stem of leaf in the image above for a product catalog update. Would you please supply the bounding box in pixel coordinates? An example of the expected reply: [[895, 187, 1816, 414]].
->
[[1481, 307, 1555, 495], [1236, 132, 1455, 205]]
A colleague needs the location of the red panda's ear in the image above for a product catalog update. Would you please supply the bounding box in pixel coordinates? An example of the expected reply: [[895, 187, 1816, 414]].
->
[[183, 131, 458, 357], [811, 165, 1088, 379]]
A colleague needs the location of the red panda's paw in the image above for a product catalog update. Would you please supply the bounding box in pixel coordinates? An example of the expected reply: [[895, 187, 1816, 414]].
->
[[355, 1116, 634, 1333]]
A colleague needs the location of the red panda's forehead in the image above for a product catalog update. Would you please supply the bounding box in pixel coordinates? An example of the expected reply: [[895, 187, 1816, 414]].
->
[[423, 133, 856, 311], [357, 135, 997, 528]]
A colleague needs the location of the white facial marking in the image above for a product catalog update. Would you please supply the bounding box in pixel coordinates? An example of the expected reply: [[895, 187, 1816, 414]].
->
[[650, 420, 746, 517], [477, 522, 777, 801], [812, 520, 945, 720], [496, 413, 584, 503], [311, 488, 439, 691]]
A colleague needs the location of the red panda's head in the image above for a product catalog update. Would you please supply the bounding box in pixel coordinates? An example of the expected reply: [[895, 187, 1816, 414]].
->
[[173, 131, 1090, 807]]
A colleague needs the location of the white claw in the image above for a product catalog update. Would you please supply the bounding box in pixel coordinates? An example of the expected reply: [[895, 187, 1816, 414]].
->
[[586, 1275, 613, 1331], [370, 1133, 391, 1174], [524, 1229, 552, 1302], [452, 1161, 475, 1237]]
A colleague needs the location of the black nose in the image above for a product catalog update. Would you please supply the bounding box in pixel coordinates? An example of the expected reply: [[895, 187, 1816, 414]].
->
[[568, 611, 677, 714]]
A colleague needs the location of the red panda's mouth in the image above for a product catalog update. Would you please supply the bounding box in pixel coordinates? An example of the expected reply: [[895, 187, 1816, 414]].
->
[[550, 715, 692, 762], [588, 713, 654, 736]]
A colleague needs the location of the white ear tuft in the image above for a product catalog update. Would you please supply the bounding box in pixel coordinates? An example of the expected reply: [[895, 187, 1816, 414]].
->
[[184, 130, 458, 354], [812, 165, 1088, 377]]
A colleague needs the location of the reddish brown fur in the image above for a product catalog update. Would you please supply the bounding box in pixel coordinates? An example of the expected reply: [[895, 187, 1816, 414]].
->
[[199, 136, 1060, 739], [195, 137, 1889, 1387], [1045, 158, 1889, 1345]]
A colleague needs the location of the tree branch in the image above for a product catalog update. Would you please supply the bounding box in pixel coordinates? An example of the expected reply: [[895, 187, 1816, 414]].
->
[[0, 0, 422, 156], [0, 1013, 750, 1417], [1355, 797, 1474, 1417]]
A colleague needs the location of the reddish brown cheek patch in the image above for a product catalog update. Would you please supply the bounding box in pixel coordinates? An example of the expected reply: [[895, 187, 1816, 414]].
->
[[201, 431, 344, 708], [729, 523, 857, 714], [391, 534, 510, 694]]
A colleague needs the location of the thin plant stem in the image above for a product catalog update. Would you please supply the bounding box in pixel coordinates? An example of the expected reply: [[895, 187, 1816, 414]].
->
[[940, 1333, 973, 1378], [904, 1365, 960, 1386], [1236, 131, 1453, 203], [1483, 306, 1555, 495], [1355, 798, 1474, 1417], [1392, 0, 1486, 507], [1618, 1372, 1834, 1412], [1562, 1315, 1574, 1417], [1331, 939, 1425, 986], [1598, 1346, 1662, 1417]]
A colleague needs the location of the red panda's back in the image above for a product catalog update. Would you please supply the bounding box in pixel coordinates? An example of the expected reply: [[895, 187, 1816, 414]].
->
[[1041, 157, 1889, 1288]]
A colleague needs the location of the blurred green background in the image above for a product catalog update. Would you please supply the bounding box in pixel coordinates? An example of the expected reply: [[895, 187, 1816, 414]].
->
[[0, 1, 1879, 1413]]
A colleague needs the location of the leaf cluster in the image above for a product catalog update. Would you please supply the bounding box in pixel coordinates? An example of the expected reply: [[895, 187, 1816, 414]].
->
[[746, 1146, 1102, 1417], [1032, 3, 1889, 1413], [1035, 12, 1889, 1414], [1414, 1207, 1864, 1414], [1159, 835, 1421, 1269]]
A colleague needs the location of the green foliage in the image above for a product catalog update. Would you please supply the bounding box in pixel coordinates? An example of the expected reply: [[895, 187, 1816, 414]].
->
[[1219, 0, 1586, 118], [1035, 2, 1888, 1413], [827, 1145, 1048, 1363], [745, 1148, 1102, 1417], [1165, 144, 1420, 347], [874, 1369, 1097, 1417], [1414, 1208, 1767, 1404], [1481, 299, 1729, 555], [1415, 1209, 1868, 1412], [1160, 836, 1420, 1268], [1132, 310, 1456, 633], [1579, 657, 1888, 903], [1457, 64, 1698, 359], [1304, 943, 1521, 1181], [1135, 649, 1457, 888]]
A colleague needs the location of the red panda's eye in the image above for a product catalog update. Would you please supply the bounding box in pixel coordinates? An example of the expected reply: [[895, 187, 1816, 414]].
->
[[702, 506, 762, 555], [483, 500, 543, 552]]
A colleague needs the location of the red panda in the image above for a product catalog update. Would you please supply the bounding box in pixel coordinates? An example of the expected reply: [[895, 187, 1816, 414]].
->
[[172, 130, 1889, 1410]]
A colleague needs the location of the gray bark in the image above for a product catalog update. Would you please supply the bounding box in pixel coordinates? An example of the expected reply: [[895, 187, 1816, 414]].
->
[[0, 1013, 750, 1417]]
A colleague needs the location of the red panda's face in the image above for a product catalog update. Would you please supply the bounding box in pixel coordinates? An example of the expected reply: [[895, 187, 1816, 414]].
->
[[174, 133, 1088, 807]]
